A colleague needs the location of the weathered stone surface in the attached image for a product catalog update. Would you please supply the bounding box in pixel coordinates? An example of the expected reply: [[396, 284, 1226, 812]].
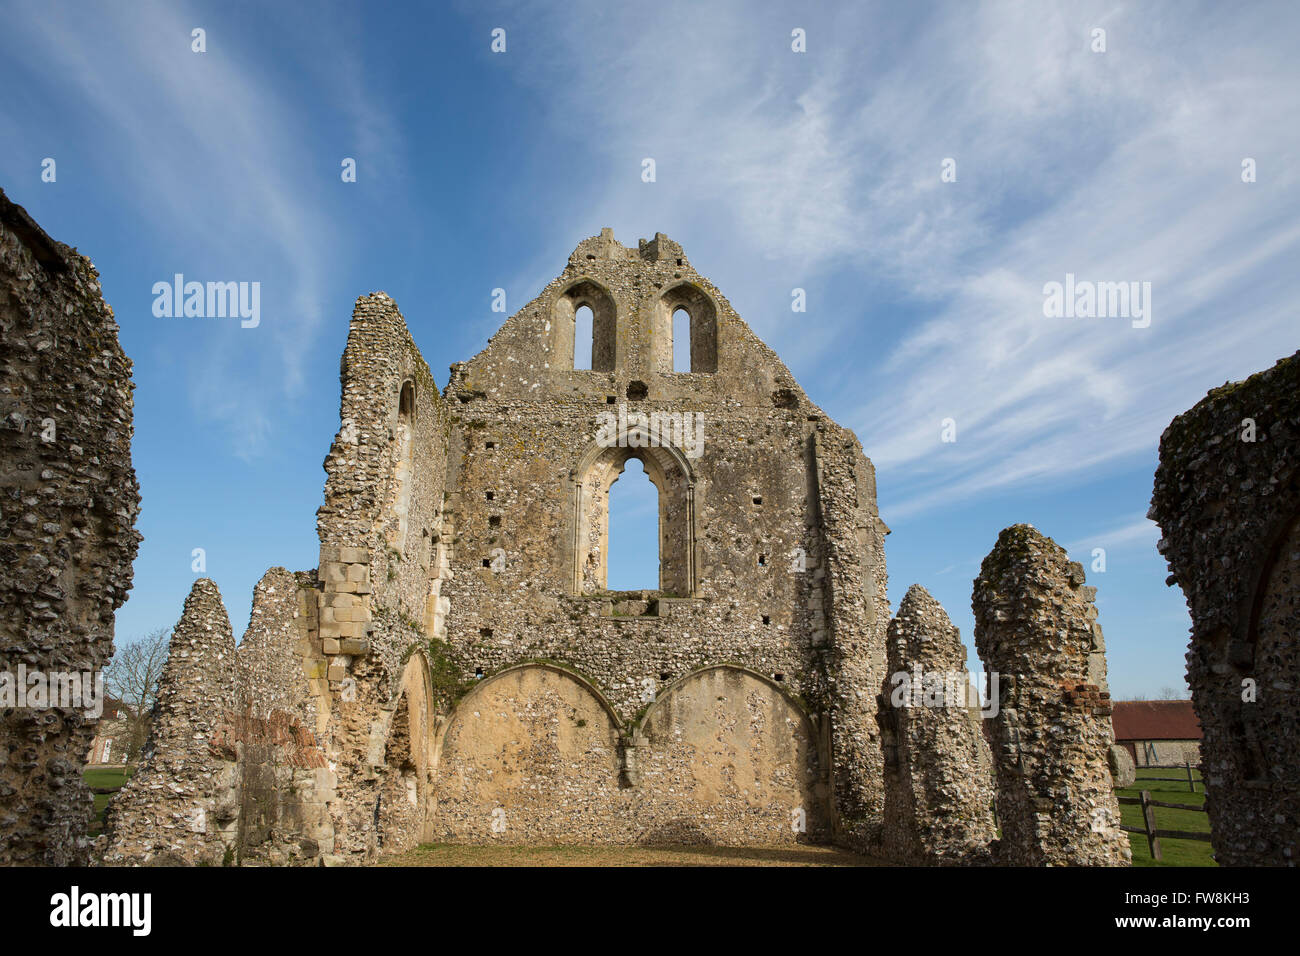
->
[[56, 227, 1156, 865], [879, 585, 995, 864], [101, 580, 239, 866], [1108, 744, 1136, 789], [0, 189, 141, 865], [973, 525, 1130, 866], [1150, 350, 1299, 866], [102, 573, 333, 866]]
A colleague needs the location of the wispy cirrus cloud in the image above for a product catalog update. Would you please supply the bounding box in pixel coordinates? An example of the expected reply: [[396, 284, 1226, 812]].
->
[[2, 0, 400, 457], [496, 0, 1299, 519]]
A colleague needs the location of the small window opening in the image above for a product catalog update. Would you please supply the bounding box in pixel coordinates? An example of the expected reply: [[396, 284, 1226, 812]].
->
[[762, 615, 771, 625], [752, 496, 763, 506], [773, 672, 785, 682], [758, 554, 767, 567], [672, 308, 692, 373], [475, 666, 484, 679], [482, 559, 491, 568], [485, 441, 495, 449], [488, 516, 501, 528], [485, 491, 495, 501], [479, 627, 493, 639], [627, 380, 648, 401], [574, 305, 594, 370], [606, 395, 616, 404], [659, 672, 671, 681]]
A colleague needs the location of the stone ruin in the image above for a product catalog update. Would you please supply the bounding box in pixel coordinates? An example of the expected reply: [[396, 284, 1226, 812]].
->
[[1150, 350, 1299, 866], [0, 189, 141, 865], [878, 584, 996, 864], [7, 200, 1288, 866], [973, 526, 1131, 866], [101, 572, 331, 866]]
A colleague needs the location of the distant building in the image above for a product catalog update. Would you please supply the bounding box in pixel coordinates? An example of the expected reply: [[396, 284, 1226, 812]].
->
[[1111, 700, 1202, 768], [86, 697, 133, 766]]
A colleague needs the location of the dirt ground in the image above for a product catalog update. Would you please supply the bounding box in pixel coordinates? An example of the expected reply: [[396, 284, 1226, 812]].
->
[[381, 843, 885, 867]]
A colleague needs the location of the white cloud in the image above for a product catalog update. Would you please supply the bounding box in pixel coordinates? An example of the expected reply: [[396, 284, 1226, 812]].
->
[[504, 0, 1300, 519], [4, 0, 399, 456]]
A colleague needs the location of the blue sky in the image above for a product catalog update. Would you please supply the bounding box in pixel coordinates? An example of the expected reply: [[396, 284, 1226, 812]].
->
[[3, 0, 1296, 699]]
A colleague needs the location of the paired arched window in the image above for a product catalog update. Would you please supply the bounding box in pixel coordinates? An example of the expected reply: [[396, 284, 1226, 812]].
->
[[659, 284, 717, 373], [552, 280, 719, 375], [554, 281, 616, 372]]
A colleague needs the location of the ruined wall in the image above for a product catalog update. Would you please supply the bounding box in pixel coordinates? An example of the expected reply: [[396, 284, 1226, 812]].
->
[[314, 293, 451, 858], [812, 430, 890, 849], [103, 572, 334, 866], [1150, 350, 1299, 866], [878, 585, 995, 864], [432, 230, 885, 846], [0, 189, 141, 865], [972, 525, 1130, 866], [431, 663, 826, 845], [230, 568, 334, 865], [102, 580, 239, 866]]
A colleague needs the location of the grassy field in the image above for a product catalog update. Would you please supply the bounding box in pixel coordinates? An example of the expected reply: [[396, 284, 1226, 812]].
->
[[384, 843, 884, 867], [84, 766, 132, 836], [1117, 767, 1216, 867]]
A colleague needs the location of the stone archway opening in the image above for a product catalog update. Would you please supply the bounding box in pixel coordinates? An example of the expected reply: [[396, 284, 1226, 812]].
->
[[571, 432, 696, 597], [374, 654, 434, 854]]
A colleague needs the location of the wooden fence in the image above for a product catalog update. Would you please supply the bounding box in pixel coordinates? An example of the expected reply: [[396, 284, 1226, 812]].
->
[[1116, 763, 1210, 861]]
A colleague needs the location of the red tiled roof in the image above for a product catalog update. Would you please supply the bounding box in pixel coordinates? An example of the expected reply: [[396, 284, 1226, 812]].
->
[[1111, 700, 1202, 741]]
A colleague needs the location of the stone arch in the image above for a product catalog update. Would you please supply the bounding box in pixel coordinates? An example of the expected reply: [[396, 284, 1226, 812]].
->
[[375, 651, 435, 852], [1235, 503, 1300, 785], [656, 282, 717, 373], [552, 278, 617, 372], [634, 664, 830, 844], [429, 663, 624, 842], [568, 428, 697, 595]]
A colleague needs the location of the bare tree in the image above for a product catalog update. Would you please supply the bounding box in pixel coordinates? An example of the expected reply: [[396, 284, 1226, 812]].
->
[[104, 627, 171, 764], [1158, 686, 1184, 700]]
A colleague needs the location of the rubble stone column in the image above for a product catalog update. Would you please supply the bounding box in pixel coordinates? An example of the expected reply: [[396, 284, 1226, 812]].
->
[[101, 579, 239, 866], [879, 584, 996, 864], [973, 525, 1130, 866]]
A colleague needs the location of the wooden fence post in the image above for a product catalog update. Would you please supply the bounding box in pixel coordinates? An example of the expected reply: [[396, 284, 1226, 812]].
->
[[1185, 761, 1196, 793], [1140, 790, 1162, 861]]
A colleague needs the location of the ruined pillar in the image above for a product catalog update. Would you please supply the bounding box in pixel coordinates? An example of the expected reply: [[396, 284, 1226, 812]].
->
[[812, 431, 890, 850], [1150, 350, 1299, 866], [972, 525, 1130, 866], [878, 585, 996, 864], [101, 579, 239, 865], [0, 190, 141, 865]]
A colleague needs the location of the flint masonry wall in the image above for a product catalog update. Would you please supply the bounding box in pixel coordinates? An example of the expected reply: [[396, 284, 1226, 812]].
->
[[0, 190, 141, 866], [103, 572, 333, 866], [1150, 351, 1299, 866], [973, 525, 1130, 866], [314, 293, 450, 859], [429, 230, 885, 846], [102, 579, 239, 866], [879, 585, 995, 864], [229, 568, 334, 864]]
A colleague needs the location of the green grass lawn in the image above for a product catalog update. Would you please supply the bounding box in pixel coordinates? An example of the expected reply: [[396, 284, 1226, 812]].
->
[[384, 843, 883, 867], [84, 766, 132, 836], [1117, 766, 1216, 867]]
